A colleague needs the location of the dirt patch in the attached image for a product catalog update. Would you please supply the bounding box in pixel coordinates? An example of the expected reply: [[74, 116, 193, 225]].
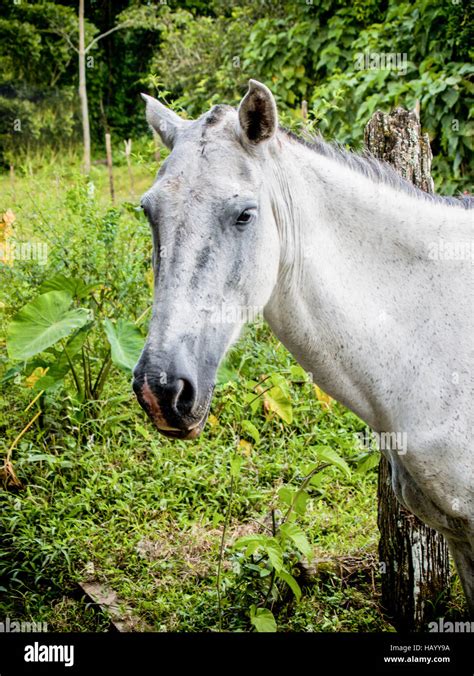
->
[[136, 521, 258, 579]]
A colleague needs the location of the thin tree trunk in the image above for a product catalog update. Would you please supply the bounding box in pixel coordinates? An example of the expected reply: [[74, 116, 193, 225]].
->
[[79, 0, 91, 174], [364, 107, 451, 631]]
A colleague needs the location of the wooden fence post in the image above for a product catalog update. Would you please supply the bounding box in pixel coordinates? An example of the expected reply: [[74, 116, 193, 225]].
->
[[364, 107, 451, 631], [124, 138, 135, 198], [105, 132, 115, 204]]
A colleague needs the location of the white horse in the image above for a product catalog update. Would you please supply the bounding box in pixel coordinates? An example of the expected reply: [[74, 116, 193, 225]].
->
[[133, 80, 473, 613]]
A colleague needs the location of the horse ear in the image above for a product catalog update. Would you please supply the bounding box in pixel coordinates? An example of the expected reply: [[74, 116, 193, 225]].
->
[[141, 93, 190, 150], [238, 79, 278, 145]]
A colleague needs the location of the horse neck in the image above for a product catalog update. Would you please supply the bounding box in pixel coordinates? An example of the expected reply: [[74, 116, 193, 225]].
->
[[263, 135, 464, 429]]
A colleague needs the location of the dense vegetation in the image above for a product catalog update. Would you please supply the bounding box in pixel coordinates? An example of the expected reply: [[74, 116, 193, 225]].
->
[[1, 0, 473, 192], [0, 0, 471, 632]]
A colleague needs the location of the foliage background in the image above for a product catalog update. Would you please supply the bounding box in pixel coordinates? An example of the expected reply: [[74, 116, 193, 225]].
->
[[0, 0, 472, 193]]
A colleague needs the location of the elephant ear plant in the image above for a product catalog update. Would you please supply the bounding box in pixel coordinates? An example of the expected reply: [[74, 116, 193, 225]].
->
[[3, 274, 145, 485]]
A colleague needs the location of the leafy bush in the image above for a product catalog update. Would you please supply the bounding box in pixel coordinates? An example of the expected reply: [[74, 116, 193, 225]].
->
[[5, 279, 144, 399]]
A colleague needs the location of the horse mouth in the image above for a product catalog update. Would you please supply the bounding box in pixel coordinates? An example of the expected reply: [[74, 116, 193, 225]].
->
[[153, 388, 213, 440], [157, 413, 209, 440]]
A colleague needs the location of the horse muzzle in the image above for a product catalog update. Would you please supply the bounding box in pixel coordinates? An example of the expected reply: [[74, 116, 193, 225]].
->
[[132, 366, 213, 440]]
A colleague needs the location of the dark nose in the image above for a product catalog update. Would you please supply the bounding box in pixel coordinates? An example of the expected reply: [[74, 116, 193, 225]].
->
[[132, 365, 198, 429], [168, 377, 196, 418]]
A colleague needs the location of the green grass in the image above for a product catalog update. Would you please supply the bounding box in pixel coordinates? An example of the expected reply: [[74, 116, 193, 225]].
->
[[0, 156, 466, 632]]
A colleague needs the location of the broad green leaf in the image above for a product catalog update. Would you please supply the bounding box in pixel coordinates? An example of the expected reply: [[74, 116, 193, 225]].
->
[[315, 446, 351, 478], [39, 274, 98, 299], [241, 419, 260, 444], [294, 490, 311, 516], [278, 486, 310, 516], [279, 523, 312, 558], [264, 538, 284, 572], [34, 323, 93, 391], [264, 385, 293, 423], [270, 373, 291, 397], [278, 569, 302, 601], [309, 471, 326, 488], [289, 364, 308, 382], [6, 291, 92, 361], [278, 486, 294, 508], [233, 534, 267, 556], [250, 606, 277, 633], [103, 318, 145, 372], [243, 390, 262, 415]]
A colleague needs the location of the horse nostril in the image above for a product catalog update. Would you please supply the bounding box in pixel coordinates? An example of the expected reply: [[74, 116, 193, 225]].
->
[[172, 377, 196, 417]]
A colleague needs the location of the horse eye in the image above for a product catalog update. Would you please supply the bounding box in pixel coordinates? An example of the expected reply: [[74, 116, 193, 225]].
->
[[236, 209, 253, 226]]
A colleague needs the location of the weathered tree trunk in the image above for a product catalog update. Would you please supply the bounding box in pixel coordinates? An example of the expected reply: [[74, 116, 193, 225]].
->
[[78, 0, 91, 174], [364, 108, 451, 631]]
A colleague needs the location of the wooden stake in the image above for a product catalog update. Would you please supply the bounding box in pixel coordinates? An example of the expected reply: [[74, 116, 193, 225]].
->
[[105, 132, 115, 204], [124, 138, 135, 198]]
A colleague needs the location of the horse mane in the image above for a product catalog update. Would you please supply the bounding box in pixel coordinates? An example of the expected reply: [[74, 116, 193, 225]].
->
[[281, 127, 473, 210]]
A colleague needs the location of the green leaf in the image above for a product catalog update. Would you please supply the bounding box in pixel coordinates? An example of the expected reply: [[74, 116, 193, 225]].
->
[[289, 364, 308, 382], [356, 452, 380, 475], [34, 323, 93, 391], [278, 569, 302, 601], [230, 453, 243, 478], [279, 523, 312, 558], [1, 364, 24, 384], [442, 88, 459, 108], [6, 291, 93, 361], [243, 390, 261, 415], [241, 419, 260, 444], [233, 534, 267, 556], [39, 274, 98, 299], [278, 486, 294, 508], [264, 385, 293, 423], [315, 446, 351, 478], [270, 373, 291, 397], [103, 318, 145, 372], [250, 606, 277, 633], [264, 538, 284, 572], [278, 486, 310, 516]]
